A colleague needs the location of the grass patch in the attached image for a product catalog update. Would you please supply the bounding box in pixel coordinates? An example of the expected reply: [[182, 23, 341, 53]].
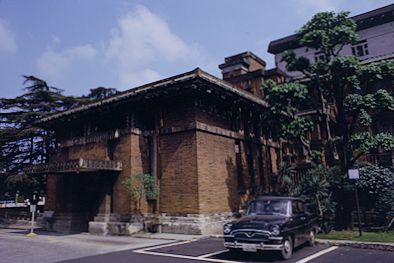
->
[[318, 231, 394, 243]]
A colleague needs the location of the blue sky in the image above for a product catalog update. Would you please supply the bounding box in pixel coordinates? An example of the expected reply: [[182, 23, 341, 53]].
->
[[0, 0, 393, 98]]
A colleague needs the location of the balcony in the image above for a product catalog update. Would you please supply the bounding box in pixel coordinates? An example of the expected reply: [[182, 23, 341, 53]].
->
[[24, 158, 123, 174]]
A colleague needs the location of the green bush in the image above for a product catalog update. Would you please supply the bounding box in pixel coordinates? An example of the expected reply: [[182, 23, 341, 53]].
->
[[294, 165, 336, 218], [122, 173, 160, 212], [357, 164, 394, 223]]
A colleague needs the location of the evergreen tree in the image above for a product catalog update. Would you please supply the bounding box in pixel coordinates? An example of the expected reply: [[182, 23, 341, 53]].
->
[[0, 76, 79, 195], [85, 86, 118, 101]]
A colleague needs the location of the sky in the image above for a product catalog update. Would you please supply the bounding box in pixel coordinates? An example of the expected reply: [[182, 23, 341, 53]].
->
[[0, 0, 393, 98]]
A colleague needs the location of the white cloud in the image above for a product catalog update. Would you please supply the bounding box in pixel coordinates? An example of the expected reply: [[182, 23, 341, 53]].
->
[[0, 19, 16, 53], [291, 0, 339, 16], [120, 69, 162, 88], [105, 5, 200, 87], [37, 44, 96, 77]]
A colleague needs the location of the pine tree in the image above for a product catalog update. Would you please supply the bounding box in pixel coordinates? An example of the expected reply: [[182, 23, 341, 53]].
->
[[0, 76, 79, 195]]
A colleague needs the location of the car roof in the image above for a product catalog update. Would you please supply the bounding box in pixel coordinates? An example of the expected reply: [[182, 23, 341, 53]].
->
[[253, 196, 304, 201]]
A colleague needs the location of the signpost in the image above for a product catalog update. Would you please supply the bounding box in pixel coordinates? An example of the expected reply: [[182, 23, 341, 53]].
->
[[348, 169, 362, 237], [26, 192, 38, 237]]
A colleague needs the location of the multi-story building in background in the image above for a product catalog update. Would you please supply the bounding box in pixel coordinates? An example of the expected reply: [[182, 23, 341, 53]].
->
[[268, 4, 394, 167]]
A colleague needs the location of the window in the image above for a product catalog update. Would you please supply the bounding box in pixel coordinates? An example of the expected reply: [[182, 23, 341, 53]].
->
[[314, 52, 326, 63], [352, 41, 369, 57], [292, 201, 304, 214], [247, 200, 290, 216]]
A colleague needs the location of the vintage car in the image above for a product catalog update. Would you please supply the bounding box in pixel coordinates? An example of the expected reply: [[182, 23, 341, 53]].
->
[[223, 196, 318, 259]]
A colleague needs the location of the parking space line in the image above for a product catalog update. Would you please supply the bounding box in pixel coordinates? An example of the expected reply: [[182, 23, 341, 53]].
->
[[134, 240, 192, 252], [295, 246, 338, 263], [135, 250, 240, 263], [134, 240, 240, 263], [197, 249, 229, 258]]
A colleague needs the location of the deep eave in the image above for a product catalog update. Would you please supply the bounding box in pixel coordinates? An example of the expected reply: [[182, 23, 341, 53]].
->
[[268, 3, 394, 54], [38, 68, 269, 125]]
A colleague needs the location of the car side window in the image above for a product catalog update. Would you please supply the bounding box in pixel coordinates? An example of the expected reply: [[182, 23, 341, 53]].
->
[[292, 201, 304, 215]]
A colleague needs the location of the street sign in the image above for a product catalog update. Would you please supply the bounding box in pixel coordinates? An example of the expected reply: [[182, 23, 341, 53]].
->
[[30, 205, 36, 213], [348, 169, 360, 179]]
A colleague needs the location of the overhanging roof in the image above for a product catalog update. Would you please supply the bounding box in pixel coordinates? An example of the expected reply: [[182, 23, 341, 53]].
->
[[38, 68, 269, 125]]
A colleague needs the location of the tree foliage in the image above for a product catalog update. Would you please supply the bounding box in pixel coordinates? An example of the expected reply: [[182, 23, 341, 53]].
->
[[263, 11, 394, 171], [122, 173, 160, 213], [264, 11, 394, 229], [0, 77, 118, 196], [357, 163, 394, 224], [0, 76, 79, 195], [294, 165, 336, 218]]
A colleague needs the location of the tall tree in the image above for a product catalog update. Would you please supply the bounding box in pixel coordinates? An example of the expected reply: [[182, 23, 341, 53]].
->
[[84, 86, 118, 101], [263, 11, 394, 229], [0, 76, 79, 195]]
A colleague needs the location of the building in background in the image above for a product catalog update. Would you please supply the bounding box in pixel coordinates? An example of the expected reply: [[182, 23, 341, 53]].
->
[[268, 4, 394, 167]]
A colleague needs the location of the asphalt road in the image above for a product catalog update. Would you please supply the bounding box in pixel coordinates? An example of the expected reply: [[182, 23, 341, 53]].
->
[[1, 228, 393, 263], [59, 238, 394, 263]]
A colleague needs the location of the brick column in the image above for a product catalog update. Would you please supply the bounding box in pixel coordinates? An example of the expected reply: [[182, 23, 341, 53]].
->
[[45, 174, 57, 211]]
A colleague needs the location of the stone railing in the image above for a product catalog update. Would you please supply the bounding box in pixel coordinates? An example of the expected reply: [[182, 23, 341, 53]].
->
[[24, 158, 122, 174]]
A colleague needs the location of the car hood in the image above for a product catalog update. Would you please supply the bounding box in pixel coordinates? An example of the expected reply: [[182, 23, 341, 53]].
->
[[232, 215, 288, 230]]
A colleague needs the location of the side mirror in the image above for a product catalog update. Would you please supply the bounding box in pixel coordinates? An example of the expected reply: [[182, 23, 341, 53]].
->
[[234, 210, 244, 218]]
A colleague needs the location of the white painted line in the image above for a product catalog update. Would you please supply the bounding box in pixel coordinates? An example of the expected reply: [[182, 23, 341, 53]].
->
[[134, 240, 239, 263], [295, 246, 338, 263], [198, 249, 229, 258], [134, 240, 192, 252], [135, 250, 241, 263]]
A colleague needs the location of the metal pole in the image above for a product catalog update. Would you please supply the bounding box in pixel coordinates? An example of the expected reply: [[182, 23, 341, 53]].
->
[[30, 208, 35, 234], [354, 180, 362, 236]]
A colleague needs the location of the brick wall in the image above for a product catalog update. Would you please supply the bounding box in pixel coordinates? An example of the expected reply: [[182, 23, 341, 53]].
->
[[68, 141, 108, 160], [45, 174, 57, 211], [112, 135, 132, 215], [196, 131, 240, 213], [159, 131, 199, 214]]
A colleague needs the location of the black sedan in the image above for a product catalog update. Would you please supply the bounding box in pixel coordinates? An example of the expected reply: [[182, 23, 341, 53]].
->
[[223, 196, 318, 259]]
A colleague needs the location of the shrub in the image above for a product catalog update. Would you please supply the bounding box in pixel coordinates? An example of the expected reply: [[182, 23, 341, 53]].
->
[[357, 164, 394, 224], [122, 173, 160, 213], [294, 165, 336, 218]]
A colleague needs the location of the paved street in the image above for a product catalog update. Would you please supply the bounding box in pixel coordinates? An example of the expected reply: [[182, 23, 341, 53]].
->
[[1, 228, 393, 263], [0, 228, 172, 263], [61, 238, 394, 263]]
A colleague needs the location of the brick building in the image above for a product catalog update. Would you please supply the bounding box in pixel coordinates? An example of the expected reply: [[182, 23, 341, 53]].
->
[[27, 52, 288, 235], [27, 4, 393, 235]]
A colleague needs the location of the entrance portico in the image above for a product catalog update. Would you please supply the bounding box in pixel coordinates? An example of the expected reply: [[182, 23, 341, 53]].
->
[[26, 158, 122, 233]]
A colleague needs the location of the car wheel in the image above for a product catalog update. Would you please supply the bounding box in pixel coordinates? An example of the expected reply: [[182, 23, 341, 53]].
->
[[280, 236, 293, 260], [307, 229, 315, 246]]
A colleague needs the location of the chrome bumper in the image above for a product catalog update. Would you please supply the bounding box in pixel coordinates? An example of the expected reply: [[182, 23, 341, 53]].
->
[[224, 241, 284, 251]]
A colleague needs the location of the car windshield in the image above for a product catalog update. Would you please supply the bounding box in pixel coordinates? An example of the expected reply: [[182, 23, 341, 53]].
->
[[247, 200, 289, 216]]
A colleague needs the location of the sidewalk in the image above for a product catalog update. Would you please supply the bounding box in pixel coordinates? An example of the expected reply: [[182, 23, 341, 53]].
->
[[0, 227, 185, 263]]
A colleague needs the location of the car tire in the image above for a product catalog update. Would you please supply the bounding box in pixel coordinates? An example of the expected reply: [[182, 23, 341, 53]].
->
[[280, 236, 293, 260], [307, 229, 316, 246]]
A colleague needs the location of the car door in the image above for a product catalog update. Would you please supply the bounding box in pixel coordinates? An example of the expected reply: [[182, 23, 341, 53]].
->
[[291, 200, 307, 247]]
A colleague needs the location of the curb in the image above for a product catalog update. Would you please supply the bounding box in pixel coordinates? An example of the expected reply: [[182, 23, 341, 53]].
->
[[132, 233, 205, 241], [316, 239, 394, 252]]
